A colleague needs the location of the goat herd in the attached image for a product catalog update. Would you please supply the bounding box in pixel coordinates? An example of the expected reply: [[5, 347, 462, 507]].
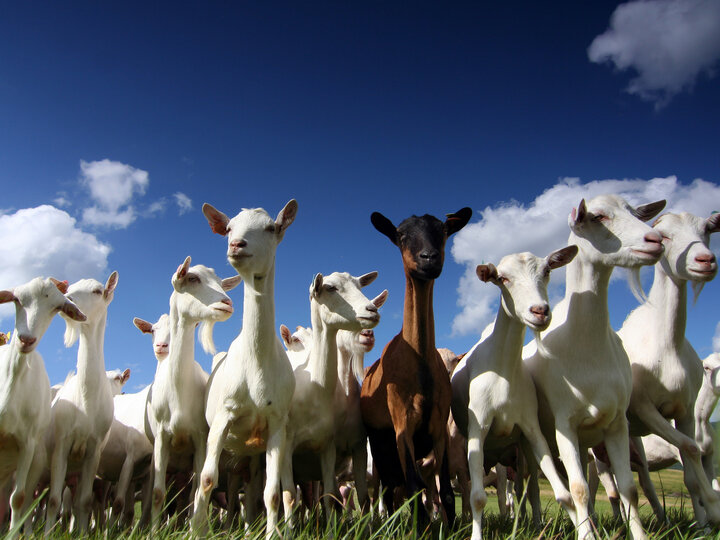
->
[[0, 194, 718, 540]]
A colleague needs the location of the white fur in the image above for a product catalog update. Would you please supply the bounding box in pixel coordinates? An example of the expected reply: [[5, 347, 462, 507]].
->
[[618, 211, 720, 525], [44, 272, 119, 533], [146, 256, 238, 528], [523, 194, 666, 540], [0, 278, 84, 537], [452, 247, 577, 540], [191, 200, 298, 538]]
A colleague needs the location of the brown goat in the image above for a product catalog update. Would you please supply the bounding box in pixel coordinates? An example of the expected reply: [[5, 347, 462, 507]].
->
[[360, 208, 471, 528]]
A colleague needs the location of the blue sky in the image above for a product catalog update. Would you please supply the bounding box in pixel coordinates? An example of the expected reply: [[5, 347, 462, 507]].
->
[[1, 1, 719, 395]]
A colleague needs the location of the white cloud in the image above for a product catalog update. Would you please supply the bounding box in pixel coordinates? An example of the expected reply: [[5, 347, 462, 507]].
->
[[451, 176, 720, 336], [147, 199, 166, 215], [588, 0, 720, 108], [174, 192, 192, 215], [0, 205, 111, 322], [714, 321, 720, 352], [80, 159, 149, 228]]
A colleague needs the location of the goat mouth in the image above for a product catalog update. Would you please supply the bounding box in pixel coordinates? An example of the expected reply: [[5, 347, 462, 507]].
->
[[688, 266, 717, 278], [358, 315, 379, 326], [631, 247, 663, 260]]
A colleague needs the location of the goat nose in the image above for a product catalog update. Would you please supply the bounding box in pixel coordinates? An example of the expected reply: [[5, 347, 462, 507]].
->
[[18, 334, 36, 346], [530, 304, 550, 318], [230, 239, 247, 249], [419, 250, 439, 261], [695, 253, 716, 264], [222, 298, 233, 307], [366, 303, 378, 313], [644, 231, 663, 245]]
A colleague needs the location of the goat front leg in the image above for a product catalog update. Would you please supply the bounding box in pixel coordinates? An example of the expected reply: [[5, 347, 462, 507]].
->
[[265, 416, 294, 539], [44, 438, 71, 534], [191, 430, 208, 510], [351, 440, 369, 511], [630, 436, 665, 523], [603, 417, 647, 540], [319, 442, 339, 515], [150, 430, 171, 531], [675, 415, 720, 525], [192, 410, 230, 534], [72, 438, 102, 532], [555, 426, 595, 540], [111, 453, 136, 527], [466, 414, 490, 540], [8, 437, 36, 538]]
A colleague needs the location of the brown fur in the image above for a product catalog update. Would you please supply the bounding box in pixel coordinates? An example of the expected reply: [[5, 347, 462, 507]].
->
[[360, 208, 471, 527]]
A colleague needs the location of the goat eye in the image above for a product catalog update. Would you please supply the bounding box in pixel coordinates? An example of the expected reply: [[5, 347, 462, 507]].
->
[[324, 285, 337, 292], [188, 275, 200, 283], [592, 213, 607, 222], [93, 289, 102, 295], [265, 224, 276, 233]]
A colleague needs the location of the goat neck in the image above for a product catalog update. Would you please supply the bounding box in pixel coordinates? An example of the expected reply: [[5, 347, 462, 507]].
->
[[167, 299, 201, 380], [308, 304, 340, 392], [236, 262, 279, 368], [482, 300, 526, 378], [401, 275, 436, 359], [75, 308, 110, 401], [645, 261, 687, 351], [561, 246, 613, 332]]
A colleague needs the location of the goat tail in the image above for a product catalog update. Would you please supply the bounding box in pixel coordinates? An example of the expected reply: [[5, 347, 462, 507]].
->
[[199, 321, 217, 355], [63, 319, 80, 348], [627, 267, 647, 304]]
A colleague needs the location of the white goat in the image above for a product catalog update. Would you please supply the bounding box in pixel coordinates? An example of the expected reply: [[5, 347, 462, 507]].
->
[[618, 211, 720, 525], [523, 195, 666, 540], [287, 272, 385, 513], [452, 247, 578, 540], [0, 277, 85, 536], [146, 256, 239, 528], [192, 200, 298, 538], [45, 272, 119, 533], [134, 314, 171, 362]]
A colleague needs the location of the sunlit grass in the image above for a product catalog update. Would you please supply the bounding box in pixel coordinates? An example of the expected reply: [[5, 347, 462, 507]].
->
[[8, 468, 719, 539]]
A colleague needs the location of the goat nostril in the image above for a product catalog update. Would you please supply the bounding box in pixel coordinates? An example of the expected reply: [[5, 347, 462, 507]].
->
[[530, 305, 550, 318], [644, 232, 662, 244], [19, 335, 36, 346], [231, 239, 247, 249], [222, 299, 232, 306], [696, 253, 716, 264]]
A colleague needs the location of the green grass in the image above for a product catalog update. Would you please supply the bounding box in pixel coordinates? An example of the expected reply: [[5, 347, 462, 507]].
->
[[7, 469, 720, 539]]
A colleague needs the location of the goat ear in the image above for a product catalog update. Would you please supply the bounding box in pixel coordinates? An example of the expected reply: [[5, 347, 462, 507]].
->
[[358, 271, 378, 288], [445, 207, 472, 237], [61, 300, 86, 322], [312, 273, 324, 295], [570, 199, 587, 226], [279, 324, 292, 347], [133, 317, 153, 334], [476, 263, 498, 283], [121, 368, 131, 384], [202, 203, 230, 236], [104, 271, 119, 300], [0, 290, 15, 304], [50, 278, 69, 294], [547, 245, 578, 270], [221, 275, 242, 291], [176, 257, 192, 280], [632, 200, 666, 222], [372, 289, 389, 309], [275, 199, 298, 235], [706, 212, 720, 234], [371, 212, 398, 245]]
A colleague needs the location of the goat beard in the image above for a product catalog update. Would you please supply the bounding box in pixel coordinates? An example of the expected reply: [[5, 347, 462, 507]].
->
[[199, 321, 217, 355]]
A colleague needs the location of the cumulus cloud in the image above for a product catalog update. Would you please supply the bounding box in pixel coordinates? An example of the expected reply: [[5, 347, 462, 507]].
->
[[451, 176, 720, 336], [174, 192, 192, 215], [588, 0, 720, 108], [0, 205, 111, 322], [80, 159, 149, 228]]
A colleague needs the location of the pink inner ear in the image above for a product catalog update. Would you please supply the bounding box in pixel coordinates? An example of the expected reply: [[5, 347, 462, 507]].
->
[[571, 208, 577, 221]]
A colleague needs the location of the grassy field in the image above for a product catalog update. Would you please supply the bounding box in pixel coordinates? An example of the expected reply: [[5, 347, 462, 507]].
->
[[10, 468, 720, 539]]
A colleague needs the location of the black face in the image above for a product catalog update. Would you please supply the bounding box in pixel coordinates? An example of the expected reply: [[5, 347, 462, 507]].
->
[[397, 215, 446, 280]]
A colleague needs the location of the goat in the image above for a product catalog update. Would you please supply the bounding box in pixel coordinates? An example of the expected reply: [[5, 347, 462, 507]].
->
[[452, 247, 578, 540], [360, 207, 472, 528], [45, 272, 119, 533], [133, 314, 170, 362], [618, 211, 720, 525], [192, 200, 298, 538], [145, 256, 238, 529], [523, 195, 666, 540], [0, 277, 85, 537], [287, 272, 385, 514]]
